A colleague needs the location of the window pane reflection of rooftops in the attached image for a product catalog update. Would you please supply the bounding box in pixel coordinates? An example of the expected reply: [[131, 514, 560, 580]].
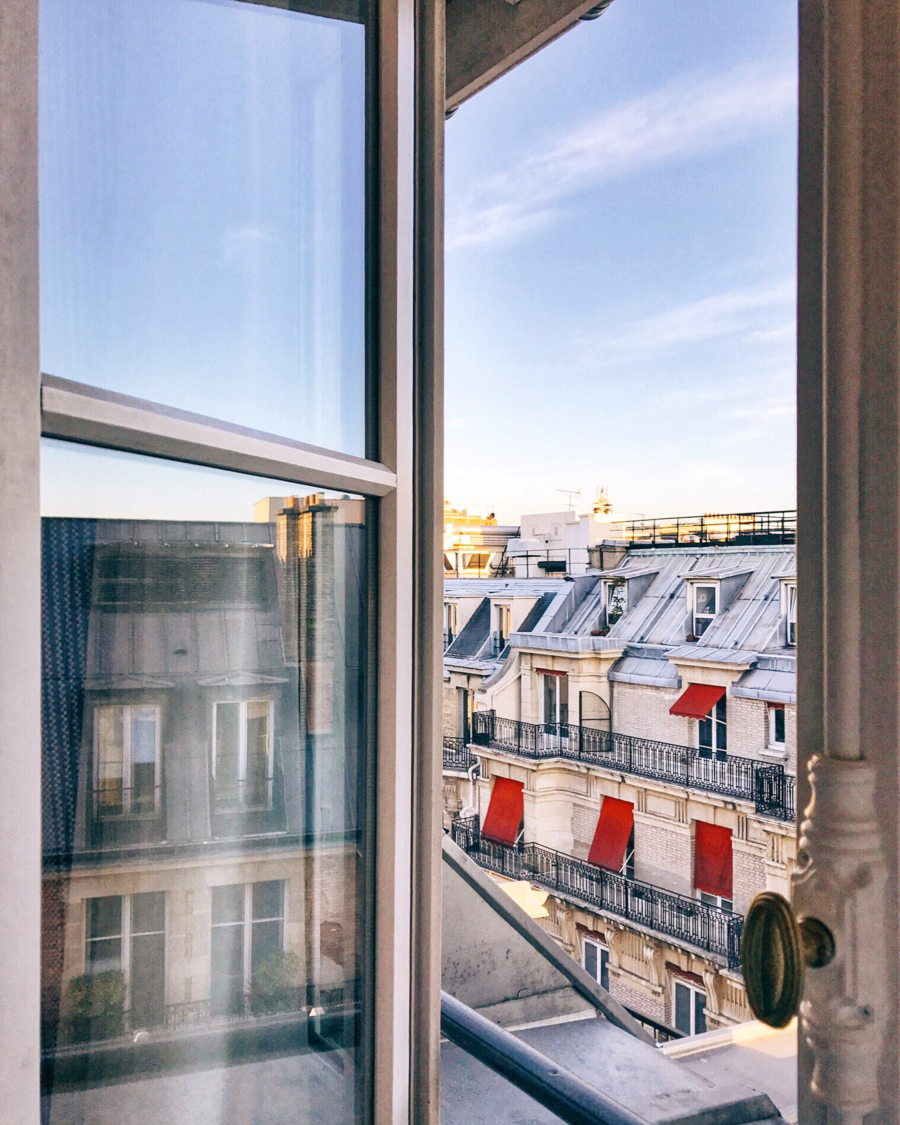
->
[[41, 442, 370, 1125]]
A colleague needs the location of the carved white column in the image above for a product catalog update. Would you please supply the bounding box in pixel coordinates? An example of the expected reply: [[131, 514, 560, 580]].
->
[[796, 1, 900, 1121]]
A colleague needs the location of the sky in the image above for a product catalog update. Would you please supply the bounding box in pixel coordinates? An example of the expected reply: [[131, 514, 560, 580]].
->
[[444, 0, 798, 525]]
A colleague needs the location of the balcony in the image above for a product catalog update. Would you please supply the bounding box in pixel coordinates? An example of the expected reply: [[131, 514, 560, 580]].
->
[[443, 737, 477, 772], [451, 816, 743, 970], [471, 711, 795, 822]]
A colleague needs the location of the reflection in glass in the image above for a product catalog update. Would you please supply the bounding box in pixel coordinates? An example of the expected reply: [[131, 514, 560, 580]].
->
[[41, 444, 370, 1123], [40, 0, 367, 453]]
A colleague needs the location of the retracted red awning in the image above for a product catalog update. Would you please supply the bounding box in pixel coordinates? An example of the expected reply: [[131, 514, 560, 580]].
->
[[670, 683, 726, 720], [588, 796, 634, 871], [482, 777, 524, 844], [694, 821, 733, 899]]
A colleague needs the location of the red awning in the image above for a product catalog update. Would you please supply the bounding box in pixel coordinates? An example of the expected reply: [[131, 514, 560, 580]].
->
[[482, 777, 524, 844], [694, 821, 733, 899], [670, 683, 726, 719], [588, 796, 634, 871]]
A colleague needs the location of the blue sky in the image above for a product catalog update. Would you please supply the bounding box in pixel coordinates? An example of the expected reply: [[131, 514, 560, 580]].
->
[[445, 0, 798, 524]]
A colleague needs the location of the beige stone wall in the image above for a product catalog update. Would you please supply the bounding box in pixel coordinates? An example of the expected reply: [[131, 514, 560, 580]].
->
[[46, 846, 360, 1027]]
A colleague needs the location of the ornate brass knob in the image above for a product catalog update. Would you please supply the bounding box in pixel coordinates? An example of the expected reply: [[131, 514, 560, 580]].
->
[[742, 891, 835, 1028]]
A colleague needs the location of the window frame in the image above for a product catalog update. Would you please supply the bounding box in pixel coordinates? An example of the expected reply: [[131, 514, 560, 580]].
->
[[85, 892, 168, 1018], [582, 936, 609, 991], [768, 703, 786, 750], [211, 698, 275, 808], [698, 696, 727, 761], [672, 978, 707, 1037], [210, 881, 287, 1000], [93, 704, 162, 817], [782, 580, 797, 646], [691, 582, 718, 637], [0, 0, 443, 1117]]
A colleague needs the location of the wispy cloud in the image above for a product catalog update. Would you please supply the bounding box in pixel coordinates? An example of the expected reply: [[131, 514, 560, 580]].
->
[[586, 279, 795, 363], [447, 64, 796, 250]]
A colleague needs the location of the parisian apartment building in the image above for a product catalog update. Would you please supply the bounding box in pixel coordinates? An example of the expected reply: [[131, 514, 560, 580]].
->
[[442, 512, 797, 1039]]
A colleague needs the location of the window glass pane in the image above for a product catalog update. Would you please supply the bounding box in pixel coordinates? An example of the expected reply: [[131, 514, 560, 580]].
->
[[212, 885, 245, 927], [694, 989, 707, 1035], [88, 896, 122, 940], [41, 442, 370, 1121], [215, 702, 241, 801], [96, 707, 124, 811], [252, 881, 284, 922], [584, 941, 597, 980], [694, 586, 717, 616], [674, 982, 690, 1035], [41, 0, 367, 455], [599, 949, 609, 992], [132, 892, 166, 936]]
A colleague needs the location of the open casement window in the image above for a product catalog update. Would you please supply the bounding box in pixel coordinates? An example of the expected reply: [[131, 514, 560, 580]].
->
[[583, 938, 609, 992], [540, 670, 569, 729], [691, 583, 718, 637], [494, 603, 511, 652], [768, 704, 786, 750], [444, 601, 457, 647], [672, 979, 706, 1037], [213, 701, 273, 809], [94, 705, 160, 816], [698, 696, 727, 762], [783, 581, 797, 646], [11, 0, 444, 1116], [605, 579, 626, 627]]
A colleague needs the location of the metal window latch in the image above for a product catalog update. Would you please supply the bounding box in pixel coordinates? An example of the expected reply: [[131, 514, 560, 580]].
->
[[742, 891, 835, 1029]]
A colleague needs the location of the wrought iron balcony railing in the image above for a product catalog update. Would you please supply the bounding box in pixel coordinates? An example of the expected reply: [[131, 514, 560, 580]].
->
[[451, 816, 743, 971], [618, 509, 796, 549], [471, 711, 795, 822], [443, 736, 477, 771]]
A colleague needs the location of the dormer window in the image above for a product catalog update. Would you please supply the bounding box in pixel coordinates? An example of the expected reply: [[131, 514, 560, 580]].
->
[[784, 582, 797, 646], [692, 584, 718, 637], [495, 604, 511, 652], [605, 579, 626, 627], [444, 601, 458, 647]]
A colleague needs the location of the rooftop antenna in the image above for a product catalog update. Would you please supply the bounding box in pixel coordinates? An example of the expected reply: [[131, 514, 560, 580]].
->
[[558, 488, 581, 512]]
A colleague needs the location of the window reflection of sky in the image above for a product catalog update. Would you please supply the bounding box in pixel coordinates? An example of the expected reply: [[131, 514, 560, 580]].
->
[[40, 0, 366, 454]]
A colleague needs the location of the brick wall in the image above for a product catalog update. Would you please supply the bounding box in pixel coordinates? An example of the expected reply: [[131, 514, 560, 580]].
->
[[608, 977, 667, 1025], [726, 695, 768, 757], [442, 682, 458, 739], [733, 846, 766, 914], [612, 682, 694, 745], [633, 818, 692, 896], [572, 803, 600, 860]]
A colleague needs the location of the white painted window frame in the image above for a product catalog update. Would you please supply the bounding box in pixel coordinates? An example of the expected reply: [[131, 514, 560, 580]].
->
[[690, 582, 718, 637], [211, 882, 287, 996], [211, 698, 275, 805], [85, 893, 168, 1015], [93, 703, 162, 815], [582, 936, 609, 989], [671, 978, 706, 1037], [768, 703, 786, 751], [0, 0, 444, 1119]]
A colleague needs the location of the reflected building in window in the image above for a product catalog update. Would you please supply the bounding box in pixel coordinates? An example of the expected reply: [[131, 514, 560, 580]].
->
[[41, 495, 368, 1065]]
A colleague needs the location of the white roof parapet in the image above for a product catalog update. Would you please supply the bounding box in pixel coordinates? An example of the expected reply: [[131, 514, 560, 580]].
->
[[509, 632, 625, 654]]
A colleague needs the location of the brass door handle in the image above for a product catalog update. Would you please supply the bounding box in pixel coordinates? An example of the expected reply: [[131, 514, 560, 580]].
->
[[742, 891, 835, 1028]]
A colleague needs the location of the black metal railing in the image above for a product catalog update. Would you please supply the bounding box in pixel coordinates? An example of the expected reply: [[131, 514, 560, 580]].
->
[[443, 737, 476, 771], [618, 510, 796, 549], [622, 1006, 685, 1044], [471, 712, 795, 822], [451, 817, 743, 970], [90, 784, 165, 847]]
